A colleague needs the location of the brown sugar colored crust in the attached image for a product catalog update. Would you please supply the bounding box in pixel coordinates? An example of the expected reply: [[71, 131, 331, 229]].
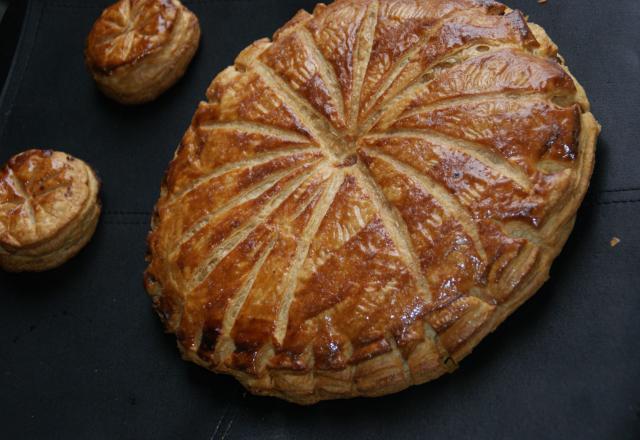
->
[[85, 0, 200, 104], [145, 0, 600, 404], [0, 150, 101, 272]]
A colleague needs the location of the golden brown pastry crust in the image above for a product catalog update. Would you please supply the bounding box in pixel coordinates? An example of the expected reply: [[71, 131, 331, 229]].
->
[[0, 150, 101, 272], [145, 0, 600, 404], [85, 0, 200, 104]]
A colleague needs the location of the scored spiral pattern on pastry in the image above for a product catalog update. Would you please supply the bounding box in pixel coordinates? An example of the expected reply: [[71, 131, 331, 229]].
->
[[145, 0, 599, 404]]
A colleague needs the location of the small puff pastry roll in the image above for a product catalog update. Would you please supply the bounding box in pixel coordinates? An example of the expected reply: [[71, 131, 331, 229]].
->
[[0, 150, 101, 272], [85, 0, 200, 104]]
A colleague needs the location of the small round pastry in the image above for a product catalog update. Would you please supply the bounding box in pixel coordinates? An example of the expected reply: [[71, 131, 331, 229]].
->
[[85, 0, 201, 104], [0, 150, 101, 272]]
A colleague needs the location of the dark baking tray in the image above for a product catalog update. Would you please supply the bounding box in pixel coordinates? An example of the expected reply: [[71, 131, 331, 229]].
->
[[0, 1, 638, 438]]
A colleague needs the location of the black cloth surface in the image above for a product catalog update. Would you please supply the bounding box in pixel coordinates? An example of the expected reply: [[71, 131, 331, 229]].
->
[[0, 1, 638, 438]]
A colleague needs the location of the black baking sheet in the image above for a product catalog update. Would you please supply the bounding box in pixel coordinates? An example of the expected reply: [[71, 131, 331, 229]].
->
[[0, 1, 639, 439]]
